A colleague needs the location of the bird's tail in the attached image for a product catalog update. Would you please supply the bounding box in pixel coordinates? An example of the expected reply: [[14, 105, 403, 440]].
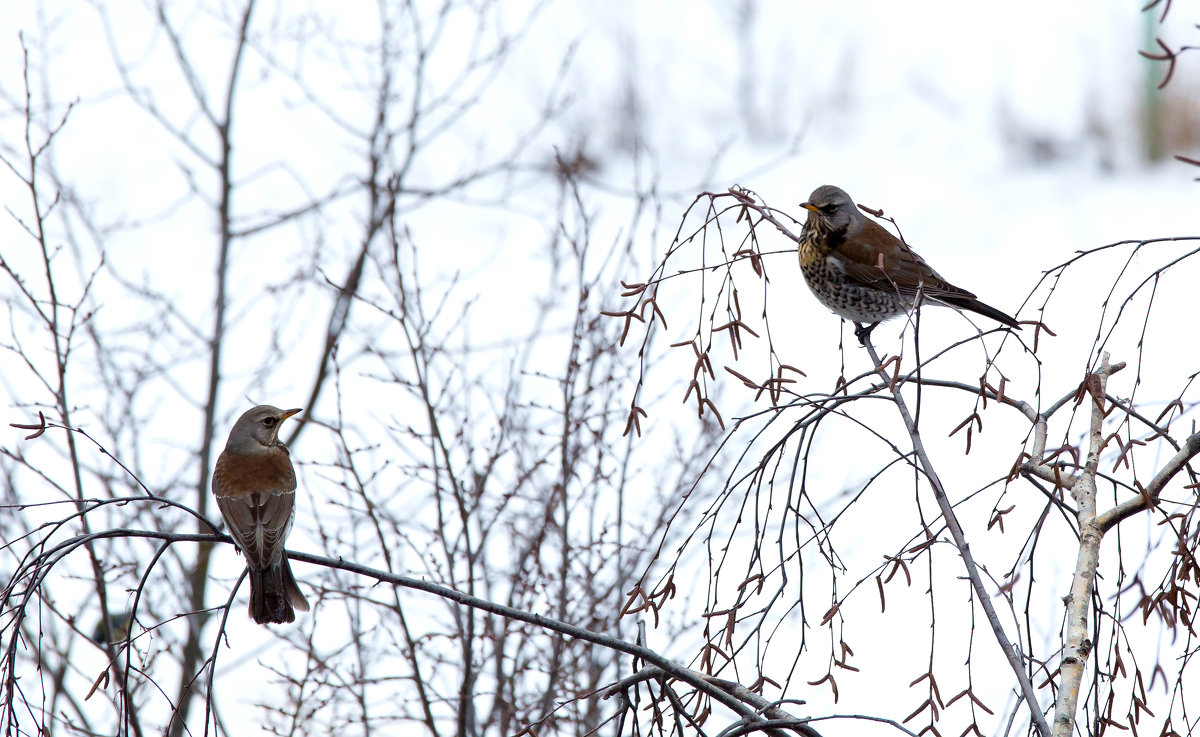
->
[[249, 558, 310, 625], [942, 296, 1021, 330]]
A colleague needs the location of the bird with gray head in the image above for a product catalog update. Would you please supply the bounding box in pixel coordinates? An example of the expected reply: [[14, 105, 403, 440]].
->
[[212, 404, 310, 624], [797, 184, 1020, 343]]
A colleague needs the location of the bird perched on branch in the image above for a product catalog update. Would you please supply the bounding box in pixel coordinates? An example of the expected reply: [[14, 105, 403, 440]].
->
[[212, 405, 310, 624], [798, 184, 1020, 343]]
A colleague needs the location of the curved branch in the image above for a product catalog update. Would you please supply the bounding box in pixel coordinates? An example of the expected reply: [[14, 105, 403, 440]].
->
[[287, 549, 822, 737], [1097, 429, 1200, 533]]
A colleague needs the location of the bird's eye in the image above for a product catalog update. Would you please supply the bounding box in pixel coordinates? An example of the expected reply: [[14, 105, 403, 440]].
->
[[822, 204, 838, 213], [263, 417, 278, 427]]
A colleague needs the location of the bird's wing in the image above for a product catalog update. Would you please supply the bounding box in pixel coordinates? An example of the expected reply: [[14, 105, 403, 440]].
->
[[836, 219, 978, 301], [216, 489, 296, 570], [213, 448, 298, 570]]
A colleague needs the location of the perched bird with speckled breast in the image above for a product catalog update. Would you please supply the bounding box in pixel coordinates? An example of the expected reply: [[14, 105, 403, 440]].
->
[[212, 405, 310, 624], [798, 185, 1020, 343]]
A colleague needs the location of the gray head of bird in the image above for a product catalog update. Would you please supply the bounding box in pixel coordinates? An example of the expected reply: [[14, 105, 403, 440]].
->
[[226, 405, 302, 453], [800, 184, 867, 240]]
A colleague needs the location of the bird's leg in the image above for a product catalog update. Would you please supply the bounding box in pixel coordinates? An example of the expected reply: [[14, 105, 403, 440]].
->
[[854, 321, 879, 346]]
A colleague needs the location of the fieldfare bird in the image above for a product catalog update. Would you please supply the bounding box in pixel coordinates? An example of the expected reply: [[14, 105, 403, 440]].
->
[[798, 185, 1019, 343], [212, 405, 310, 624]]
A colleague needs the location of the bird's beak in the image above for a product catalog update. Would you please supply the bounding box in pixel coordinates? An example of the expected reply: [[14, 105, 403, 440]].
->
[[281, 408, 303, 421], [801, 202, 819, 213]]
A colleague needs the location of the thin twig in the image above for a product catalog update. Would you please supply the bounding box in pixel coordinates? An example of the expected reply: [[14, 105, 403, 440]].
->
[[861, 334, 1052, 737]]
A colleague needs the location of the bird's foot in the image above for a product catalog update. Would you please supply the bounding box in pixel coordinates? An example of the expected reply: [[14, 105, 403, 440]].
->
[[854, 322, 879, 346]]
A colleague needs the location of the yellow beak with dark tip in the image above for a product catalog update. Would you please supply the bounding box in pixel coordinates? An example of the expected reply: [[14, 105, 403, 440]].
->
[[281, 408, 302, 421], [801, 202, 819, 213]]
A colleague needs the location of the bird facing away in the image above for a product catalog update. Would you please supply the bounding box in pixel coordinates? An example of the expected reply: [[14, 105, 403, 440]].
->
[[798, 184, 1019, 342], [212, 405, 310, 624]]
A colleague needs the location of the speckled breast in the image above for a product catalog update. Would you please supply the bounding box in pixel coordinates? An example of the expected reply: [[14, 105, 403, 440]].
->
[[799, 251, 910, 325]]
